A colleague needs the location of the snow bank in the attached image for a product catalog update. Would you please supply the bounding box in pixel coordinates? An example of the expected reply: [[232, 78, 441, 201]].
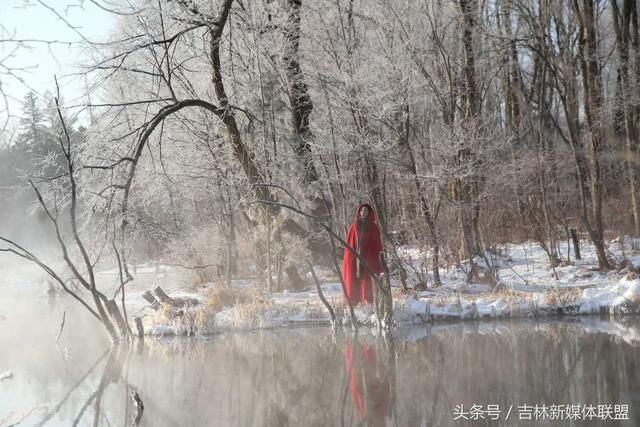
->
[[134, 238, 640, 335], [394, 276, 640, 324]]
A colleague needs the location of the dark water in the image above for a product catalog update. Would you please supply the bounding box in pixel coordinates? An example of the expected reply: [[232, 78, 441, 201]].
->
[[1, 283, 640, 426]]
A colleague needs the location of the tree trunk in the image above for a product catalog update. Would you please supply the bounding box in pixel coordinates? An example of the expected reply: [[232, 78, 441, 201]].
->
[[571, 228, 582, 260], [456, 0, 482, 261], [206, 3, 332, 285], [282, 0, 318, 184], [573, 0, 611, 270], [611, 0, 640, 236]]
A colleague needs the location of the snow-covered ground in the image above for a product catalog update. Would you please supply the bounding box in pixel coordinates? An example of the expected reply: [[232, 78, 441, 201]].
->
[[110, 237, 640, 336], [8, 237, 636, 336]]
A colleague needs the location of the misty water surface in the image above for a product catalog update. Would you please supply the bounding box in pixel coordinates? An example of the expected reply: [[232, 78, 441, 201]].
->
[[1, 281, 640, 426]]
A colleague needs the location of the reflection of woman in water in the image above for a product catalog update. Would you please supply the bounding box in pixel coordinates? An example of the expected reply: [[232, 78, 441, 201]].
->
[[342, 204, 384, 305], [344, 340, 391, 426]]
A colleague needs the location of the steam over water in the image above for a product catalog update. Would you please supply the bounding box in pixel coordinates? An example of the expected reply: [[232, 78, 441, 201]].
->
[[1, 280, 640, 426]]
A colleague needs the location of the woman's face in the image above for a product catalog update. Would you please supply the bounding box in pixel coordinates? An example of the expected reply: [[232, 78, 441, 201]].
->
[[359, 206, 370, 220]]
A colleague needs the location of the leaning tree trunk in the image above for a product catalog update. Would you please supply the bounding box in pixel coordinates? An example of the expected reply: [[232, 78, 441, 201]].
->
[[203, 0, 336, 289], [279, 0, 336, 290]]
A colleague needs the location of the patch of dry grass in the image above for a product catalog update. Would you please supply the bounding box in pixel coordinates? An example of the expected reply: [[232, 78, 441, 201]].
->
[[204, 286, 252, 310], [147, 302, 199, 336], [148, 285, 275, 334], [430, 294, 454, 307], [200, 286, 273, 330], [492, 287, 532, 300], [429, 290, 484, 306], [229, 297, 274, 329], [490, 287, 535, 311], [542, 287, 582, 306]]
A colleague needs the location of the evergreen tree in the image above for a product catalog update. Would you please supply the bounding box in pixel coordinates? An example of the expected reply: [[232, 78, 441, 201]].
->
[[14, 91, 72, 180], [18, 91, 44, 147]]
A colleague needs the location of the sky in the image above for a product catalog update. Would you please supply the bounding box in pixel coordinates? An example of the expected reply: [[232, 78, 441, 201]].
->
[[0, 0, 114, 132]]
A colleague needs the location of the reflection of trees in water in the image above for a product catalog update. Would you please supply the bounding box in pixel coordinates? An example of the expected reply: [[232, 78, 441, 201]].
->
[[34, 349, 118, 426], [18, 319, 640, 426], [392, 320, 640, 426], [138, 332, 398, 426], [32, 346, 148, 427], [230, 332, 344, 426], [579, 321, 640, 426], [195, 322, 640, 426], [33, 350, 109, 426]]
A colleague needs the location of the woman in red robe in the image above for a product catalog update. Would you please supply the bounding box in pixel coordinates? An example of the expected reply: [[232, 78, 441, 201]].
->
[[342, 203, 384, 305]]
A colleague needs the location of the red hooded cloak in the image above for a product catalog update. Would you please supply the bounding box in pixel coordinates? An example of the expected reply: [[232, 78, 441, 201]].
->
[[342, 203, 384, 305]]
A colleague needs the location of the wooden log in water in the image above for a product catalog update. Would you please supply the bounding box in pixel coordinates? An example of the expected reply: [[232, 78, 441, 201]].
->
[[153, 286, 199, 308], [154, 286, 184, 307], [142, 291, 160, 310], [134, 317, 144, 338]]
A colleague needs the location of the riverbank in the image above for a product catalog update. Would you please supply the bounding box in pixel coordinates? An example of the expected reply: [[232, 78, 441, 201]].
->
[[125, 237, 640, 336]]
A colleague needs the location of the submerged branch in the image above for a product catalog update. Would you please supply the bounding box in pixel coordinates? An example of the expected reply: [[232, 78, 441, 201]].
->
[[34, 350, 110, 427], [0, 237, 101, 321], [55, 311, 66, 343], [130, 390, 144, 426], [307, 261, 336, 323]]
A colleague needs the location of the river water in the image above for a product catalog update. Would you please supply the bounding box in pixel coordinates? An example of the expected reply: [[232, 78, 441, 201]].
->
[[1, 281, 639, 426]]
